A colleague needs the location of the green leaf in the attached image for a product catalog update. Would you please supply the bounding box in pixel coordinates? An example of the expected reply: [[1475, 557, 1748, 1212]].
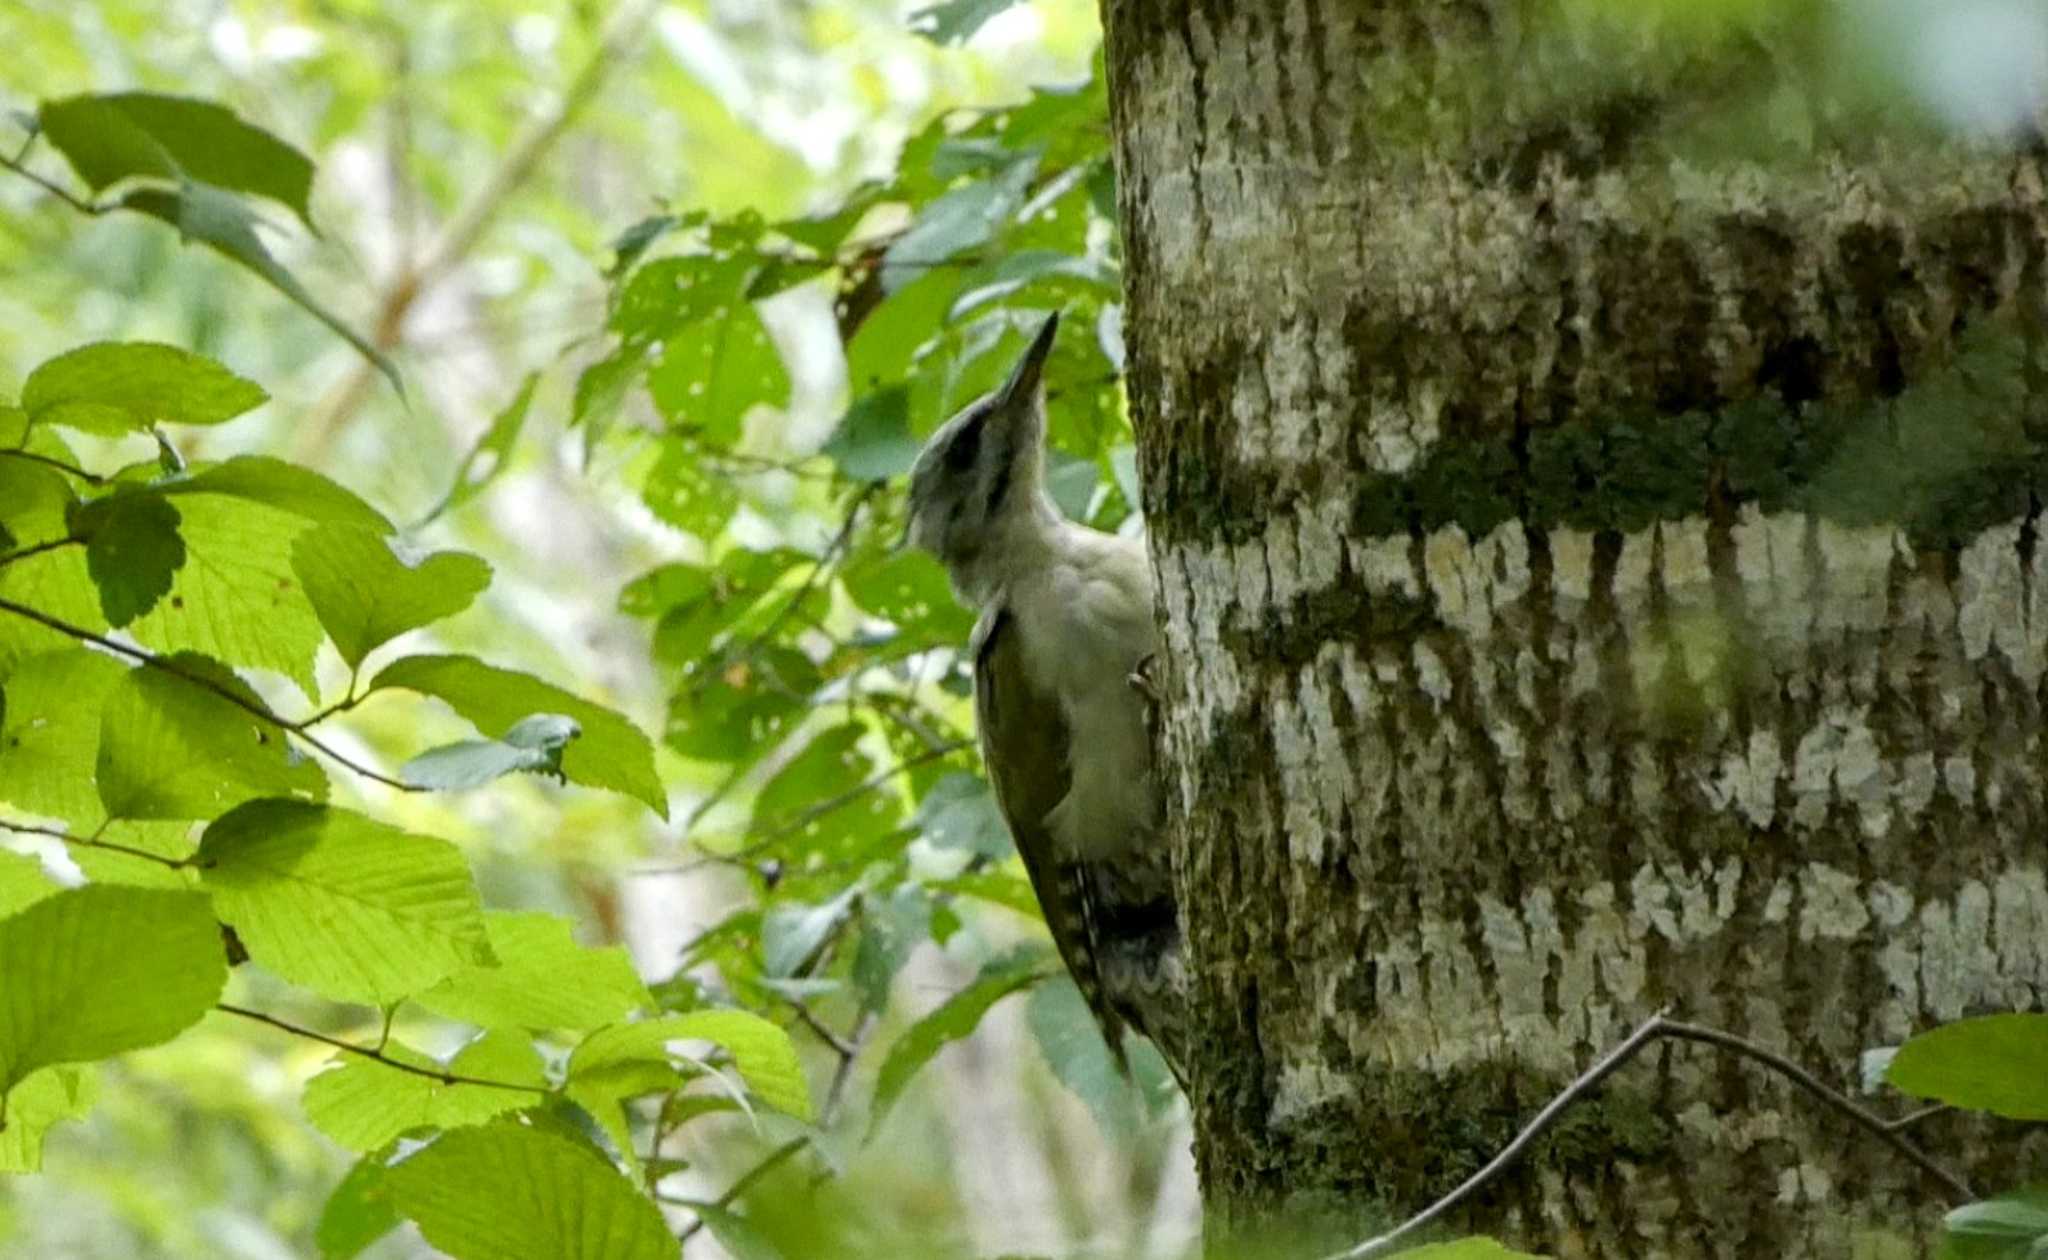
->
[[0, 886, 225, 1089], [370, 655, 665, 816], [415, 911, 651, 1033], [1028, 976, 1136, 1139], [610, 254, 754, 344], [844, 268, 962, 396], [868, 954, 1046, 1136], [302, 1033, 545, 1152], [291, 525, 491, 668], [421, 373, 538, 525], [315, 1156, 400, 1260], [399, 714, 579, 791], [844, 548, 974, 641], [75, 492, 186, 626], [198, 800, 492, 1005], [852, 884, 930, 1013], [96, 656, 328, 821], [751, 724, 902, 861], [641, 438, 742, 539], [21, 342, 267, 436], [120, 184, 401, 392], [0, 649, 126, 827], [914, 773, 1012, 859], [822, 388, 919, 482], [881, 162, 1034, 292], [0, 851, 56, 919], [761, 886, 860, 979], [569, 346, 642, 446], [931, 870, 1041, 918], [1941, 1188, 2048, 1260], [1888, 1014, 2048, 1120], [161, 456, 392, 532], [386, 1122, 679, 1260], [645, 308, 789, 443], [569, 1011, 811, 1120], [39, 92, 316, 224], [0, 1064, 97, 1173]]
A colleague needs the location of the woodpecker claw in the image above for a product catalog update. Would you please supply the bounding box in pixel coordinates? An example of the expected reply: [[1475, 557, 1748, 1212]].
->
[[1127, 654, 1160, 706]]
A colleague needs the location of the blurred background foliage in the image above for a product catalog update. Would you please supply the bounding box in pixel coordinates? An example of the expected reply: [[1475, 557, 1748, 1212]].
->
[[0, 1, 1195, 1257]]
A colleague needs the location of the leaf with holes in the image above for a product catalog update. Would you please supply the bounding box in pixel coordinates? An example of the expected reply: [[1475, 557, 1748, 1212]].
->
[[645, 309, 788, 443], [199, 800, 492, 1005]]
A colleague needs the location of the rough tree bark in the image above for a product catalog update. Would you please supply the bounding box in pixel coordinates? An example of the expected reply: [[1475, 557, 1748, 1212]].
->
[[1101, 1, 2048, 1254]]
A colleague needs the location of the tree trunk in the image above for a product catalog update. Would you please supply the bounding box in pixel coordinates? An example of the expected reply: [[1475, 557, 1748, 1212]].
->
[[1101, 1, 2048, 1254]]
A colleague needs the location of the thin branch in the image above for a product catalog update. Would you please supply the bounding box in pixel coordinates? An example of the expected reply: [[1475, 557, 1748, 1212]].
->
[[217, 1004, 549, 1094], [1886, 1103, 1951, 1133], [0, 535, 82, 571], [0, 595, 422, 793], [633, 739, 970, 877], [780, 994, 857, 1060], [0, 448, 104, 484], [1324, 1013, 1975, 1260], [0, 818, 194, 869], [729, 483, 877, 666], [0, 150, 108, 216], [1652, 1019, 1975, 1202]]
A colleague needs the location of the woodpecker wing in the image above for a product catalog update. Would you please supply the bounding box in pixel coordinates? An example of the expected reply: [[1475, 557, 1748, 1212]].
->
[[971, 602, 1130, 1062]]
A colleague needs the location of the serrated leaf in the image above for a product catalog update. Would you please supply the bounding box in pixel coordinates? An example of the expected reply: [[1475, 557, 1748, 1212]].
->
[[75, 492, 186, 626], [198, 800, 492, 1005], [96, 656, 327, 820], [291, 525, 491, 668], [0, 886, 225, 1088], [914, 773, 1012, 859], [421, 373, 537, 525], [569, 1011, 810, 1120], [315, 1156, 400, 1260], [39, 92, 315, 224], [1941, 1188, 2048, 1260], [0, 649, 126, 827], [21, 342, 267, 436], [822, 388, 919, 482], [302, 1032, 546, 1152], [1888, 1014, 2048, 1120], [386, 1122, 679, 1260], [120, 184, 400, 391], [645, 309, 789, 443], [868, 955, 1046, 1136], [370, 655, 664, 816], [416, 911, 651, 1033]]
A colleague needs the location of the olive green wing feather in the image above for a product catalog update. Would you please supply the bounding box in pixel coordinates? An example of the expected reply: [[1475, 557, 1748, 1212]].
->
[[972, 604, 1128, 1060]]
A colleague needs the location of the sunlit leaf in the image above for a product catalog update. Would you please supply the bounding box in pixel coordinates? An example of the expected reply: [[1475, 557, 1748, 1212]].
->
[[0, 886, 225, 1089], [416, 911, 651, 1033], [0, 851, 55, 919], [868, 953, 1047, 1136], [314, 1155, 400, 1260], [20, 341, 267, 436], [292, 525, 491, 668], [0, 649, 125, 827], [386, 1122, 678, 1260], [199, 800, 492, 1005], [302, 1033, 546, 1152], [39, 92, 315, 224], [96, 655, 328, 821], [569, 1010, 810, 1120], [0, 1064, 96, 1174], [370, 655, 665, 816]]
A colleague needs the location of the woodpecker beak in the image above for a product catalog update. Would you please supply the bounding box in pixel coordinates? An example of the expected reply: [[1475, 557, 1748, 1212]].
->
[[996, 312, 1059, 411]]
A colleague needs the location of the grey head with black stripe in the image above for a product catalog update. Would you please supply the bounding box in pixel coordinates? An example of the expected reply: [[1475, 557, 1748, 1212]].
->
[[905, 313, 1060, 604]]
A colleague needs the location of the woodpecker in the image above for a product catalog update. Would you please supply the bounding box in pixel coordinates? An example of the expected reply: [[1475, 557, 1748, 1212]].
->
[[905, 313, 1185, 1082]]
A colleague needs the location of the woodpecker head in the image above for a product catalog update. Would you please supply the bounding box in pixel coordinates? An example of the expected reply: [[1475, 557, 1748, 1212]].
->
[[904, 313, 1059, 572]]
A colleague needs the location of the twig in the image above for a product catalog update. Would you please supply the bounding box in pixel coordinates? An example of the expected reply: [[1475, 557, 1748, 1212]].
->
[[1324, 1012, 1975, 1260], [0, 448, 105, 484], [0, 150, 108, 216], [633, 739, 970, 877], [780, 995, 858, 1060], [0, 818, 195, 869], [0, 595, 421, 793], [217, 1003, 549, 1094], [0, 535, 83, 570], [1651, 1019, 1974, 1202], [728, 483, 877, 666], [676, 1011, 876, 1249], [1886, 1103, 1951, 1133]]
